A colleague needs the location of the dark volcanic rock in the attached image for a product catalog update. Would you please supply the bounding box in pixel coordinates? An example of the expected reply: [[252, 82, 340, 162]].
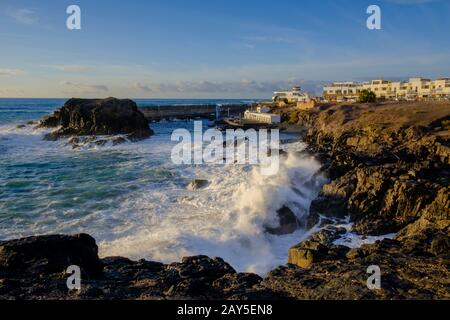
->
[[0, 235, 279, 300], [0, 234, 103, 277], [299, 102, 450, 236], [288, 227, 349, 268], [168, 255, 236, 281], [307, 162, 448, 235], [267, 235, 450, 299], [268, 101, 450, 299], [265, 206, 299, 235], [0, 233, 448, 300], [39, 98, 153, 141]]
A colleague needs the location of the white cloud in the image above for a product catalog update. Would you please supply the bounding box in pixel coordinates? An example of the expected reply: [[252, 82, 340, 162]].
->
[[133, 82, 152, 92], [62, 81, 109, 93], [0, 68, 25, 76], [138, 79, 325, 95], [7, 8, 38, 24], [49, 65, 94, 72]]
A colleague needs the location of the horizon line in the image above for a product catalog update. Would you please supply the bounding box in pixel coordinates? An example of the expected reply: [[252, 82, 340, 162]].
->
[[0, 97, 265, 100]]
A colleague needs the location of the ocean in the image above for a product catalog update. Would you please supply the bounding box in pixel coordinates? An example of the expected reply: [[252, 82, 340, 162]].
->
[[0, 98, 326, 275]]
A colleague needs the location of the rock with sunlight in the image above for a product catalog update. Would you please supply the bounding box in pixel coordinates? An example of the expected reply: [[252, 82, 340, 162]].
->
[[39, 97, 153, 143]]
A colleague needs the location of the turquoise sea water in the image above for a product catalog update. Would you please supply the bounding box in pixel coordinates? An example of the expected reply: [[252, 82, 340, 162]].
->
[[0, 98, 324, 274]]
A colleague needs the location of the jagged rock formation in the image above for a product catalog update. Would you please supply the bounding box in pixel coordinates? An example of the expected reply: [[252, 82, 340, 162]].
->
[[0, 234, 103, 277], [278, 101, 449, 299], [38, 98, 153, 142], [299, 102, 449, 236], [0, 234, 279, 300], [265, 235, 449, 300], [0, 233, 448, 300]]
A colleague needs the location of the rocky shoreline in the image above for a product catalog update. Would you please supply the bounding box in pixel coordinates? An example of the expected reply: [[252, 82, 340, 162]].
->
[[1, 101, 448, 300]]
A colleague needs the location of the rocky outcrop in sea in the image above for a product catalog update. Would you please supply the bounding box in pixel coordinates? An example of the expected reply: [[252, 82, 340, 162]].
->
[[38, 97, 154, 143]]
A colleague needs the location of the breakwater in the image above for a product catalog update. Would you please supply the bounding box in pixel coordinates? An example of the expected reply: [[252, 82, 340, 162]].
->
[[138, 104, 250, 121]]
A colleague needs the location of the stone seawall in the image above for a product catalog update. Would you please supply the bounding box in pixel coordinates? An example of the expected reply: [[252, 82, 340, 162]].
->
[[139, 104, 249, 121]]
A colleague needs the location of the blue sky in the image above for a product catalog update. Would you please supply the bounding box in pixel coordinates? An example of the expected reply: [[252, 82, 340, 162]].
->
[[1, 0, 450, 98]]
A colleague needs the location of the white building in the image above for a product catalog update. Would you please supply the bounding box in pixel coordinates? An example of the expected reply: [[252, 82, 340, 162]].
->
[[323, 82, 362, 101], [272, 86, 312, 103], [323, 78, 450, 101], [244, 110, 281, 124]]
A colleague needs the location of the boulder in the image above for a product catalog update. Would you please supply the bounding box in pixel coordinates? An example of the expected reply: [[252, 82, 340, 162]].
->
[[187, 179, 209, 191], [39, 98, 153, 141], [288, 227, 349, 268], [265, 206, 299, 235], [168, 255, 236, 281], [288, 240, 327, 268], [0, 234, 103, 277]]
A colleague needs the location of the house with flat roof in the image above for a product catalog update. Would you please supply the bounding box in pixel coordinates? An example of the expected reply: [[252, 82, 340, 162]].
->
[[323, 77, 450, 101]]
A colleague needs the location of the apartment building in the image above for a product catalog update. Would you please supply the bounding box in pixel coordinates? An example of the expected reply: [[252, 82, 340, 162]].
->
[[323, 78, 450, 101], [323, 82, 362, 101]]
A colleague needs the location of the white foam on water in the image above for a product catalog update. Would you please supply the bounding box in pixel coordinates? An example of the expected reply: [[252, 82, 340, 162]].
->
[[98, 143, 326, 275], [1, 123, 326, 275], [332, 223, 396, 248]]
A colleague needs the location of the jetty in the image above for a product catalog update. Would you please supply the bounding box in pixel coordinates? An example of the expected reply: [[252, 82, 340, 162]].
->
[[138, 104, 249, 121]]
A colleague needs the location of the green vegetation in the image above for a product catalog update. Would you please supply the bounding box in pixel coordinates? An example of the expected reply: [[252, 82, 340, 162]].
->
[[358, 89, 377, 103]]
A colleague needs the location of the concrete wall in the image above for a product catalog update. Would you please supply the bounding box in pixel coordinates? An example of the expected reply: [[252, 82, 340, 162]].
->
[[138, 104, 249, 121]]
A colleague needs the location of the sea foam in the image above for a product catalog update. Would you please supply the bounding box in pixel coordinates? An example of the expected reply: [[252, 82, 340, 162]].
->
[[1, 121, 326, 275]]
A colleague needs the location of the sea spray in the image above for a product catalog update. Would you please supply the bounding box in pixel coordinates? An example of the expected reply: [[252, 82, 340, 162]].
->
[[99, 143, 326, 274], [232, 152, 325, 235], [0, 102, 327, 274]]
